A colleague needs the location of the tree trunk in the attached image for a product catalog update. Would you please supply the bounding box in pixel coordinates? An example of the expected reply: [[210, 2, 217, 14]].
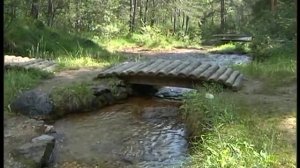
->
[[173, 8, 176, 35], [181, 12, 185, 30], [47, 0, 54, 26], [129, 0, 134, 32], [144, 0, 148, 25], [220, 0, 225, 32], [150, 0, 155, 27], [271, 0, 277, 12], [132, 0, 137, 31], [139, 0, 143, 26], [30, 0, 39, 19], [185, 15, 189, 35]]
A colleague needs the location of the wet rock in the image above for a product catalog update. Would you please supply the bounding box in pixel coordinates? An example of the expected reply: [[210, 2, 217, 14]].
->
[[91, 85, 111, 96], [155, 87, 194, 100], [10, 90, 53, 119], [44, 125, 55, 134], [13, 135, 55, 168], [32, 135, 55, 143], [205, 93, 214, 99], [113, 87, 129, 100]]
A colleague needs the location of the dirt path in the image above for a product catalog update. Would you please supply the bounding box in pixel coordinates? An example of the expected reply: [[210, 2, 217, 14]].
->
[[4, 49, 296, 167], [35, 67, 104, 92]]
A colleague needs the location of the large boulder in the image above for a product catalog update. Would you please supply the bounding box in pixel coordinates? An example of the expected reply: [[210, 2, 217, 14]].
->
[[12, 135, 55, 168], [10, 90, 53, 120]]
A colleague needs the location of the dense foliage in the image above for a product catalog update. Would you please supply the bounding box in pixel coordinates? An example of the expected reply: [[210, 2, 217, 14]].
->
[[4, 0, 296, 57]]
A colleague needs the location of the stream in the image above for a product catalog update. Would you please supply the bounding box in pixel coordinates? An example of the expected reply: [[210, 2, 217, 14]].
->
[[51, 53, 251, 168], [53, 97, 187, 168]]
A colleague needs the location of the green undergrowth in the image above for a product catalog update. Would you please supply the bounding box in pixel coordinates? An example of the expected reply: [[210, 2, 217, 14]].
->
[[233, 42, 296, 91], [4, 68, 54, 114], [49, 82, 95, 117], [4, 19, 125, 70], [95, 26, 200, 52], [181, 84, 295, 167], [208, 42, 250, 54]]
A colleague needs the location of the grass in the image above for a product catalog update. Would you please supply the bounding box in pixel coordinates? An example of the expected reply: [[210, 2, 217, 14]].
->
[[208, 42, 250, 54], [49, 82, 95, 117], [233, 42, 296, 92], [4, 68, 54, 114], [181, 42, 296, 167], [54, 52, 124, 71], [181, 84, 295, 167], [5, 19, 125, 71], [95, 26, 200, 52]]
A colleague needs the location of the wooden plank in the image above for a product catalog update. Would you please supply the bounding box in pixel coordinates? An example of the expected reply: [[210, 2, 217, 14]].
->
[[232, 74, 243, 91], [157, 60, 182, 76], [199, 65, 220, 79], [141, 59, 167, 74], [208, 67, 227, 81], [99, 62, 129, 74], [137, 60, 164, 75], [225, 71, 240, 86], [178, 61, 202, 77], [189, 64, 210, 78], [148, 60, 173, 75], [31, 61, 55, 69], [120, 62, 147, 75], [168, 60, 192, 77], [109, 62, 137, 75], [23, 60, 45, 69], [217, 68, 233, 83]]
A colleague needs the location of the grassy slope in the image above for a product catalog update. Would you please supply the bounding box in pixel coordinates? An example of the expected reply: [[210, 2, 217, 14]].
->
[[4, 19, 124, 70], [181, 43, 296, 167]]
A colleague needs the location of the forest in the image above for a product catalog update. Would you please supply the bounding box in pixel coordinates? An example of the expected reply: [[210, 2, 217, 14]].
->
[[4, 0, 296, 56], [4, 0, 297, 167]]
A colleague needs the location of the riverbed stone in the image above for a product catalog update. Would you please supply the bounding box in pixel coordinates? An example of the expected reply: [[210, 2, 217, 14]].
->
[[10, 90, 53, 119], [13, 135, 55, 168], [32, 135, 55, 143]]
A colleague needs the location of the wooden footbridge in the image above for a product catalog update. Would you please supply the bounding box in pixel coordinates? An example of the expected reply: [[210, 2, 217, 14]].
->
[[97, 59, 244, 91], [4, 55, 57, 72], [213, 34, 253, 42]]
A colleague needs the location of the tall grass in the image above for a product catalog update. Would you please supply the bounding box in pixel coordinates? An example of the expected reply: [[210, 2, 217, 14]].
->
[[181, 86, 283, 167], [208, 42, 250, 54], [4, 68, 53, 114], [97, 26, 200, 52], [50, 82, 95, 117], [233, 42, 296, 89]]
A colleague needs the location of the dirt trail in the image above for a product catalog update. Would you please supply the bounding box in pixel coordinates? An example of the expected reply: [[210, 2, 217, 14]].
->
[[4, 49, 296, 167], [34, 67, 104, 92]]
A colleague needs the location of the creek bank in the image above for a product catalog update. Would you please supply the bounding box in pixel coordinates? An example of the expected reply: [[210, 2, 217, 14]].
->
[[10, 80, 136, 120]]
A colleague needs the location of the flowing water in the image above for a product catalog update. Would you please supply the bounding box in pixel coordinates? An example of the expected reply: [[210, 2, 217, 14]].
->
[[52, 97, 188, 168]]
